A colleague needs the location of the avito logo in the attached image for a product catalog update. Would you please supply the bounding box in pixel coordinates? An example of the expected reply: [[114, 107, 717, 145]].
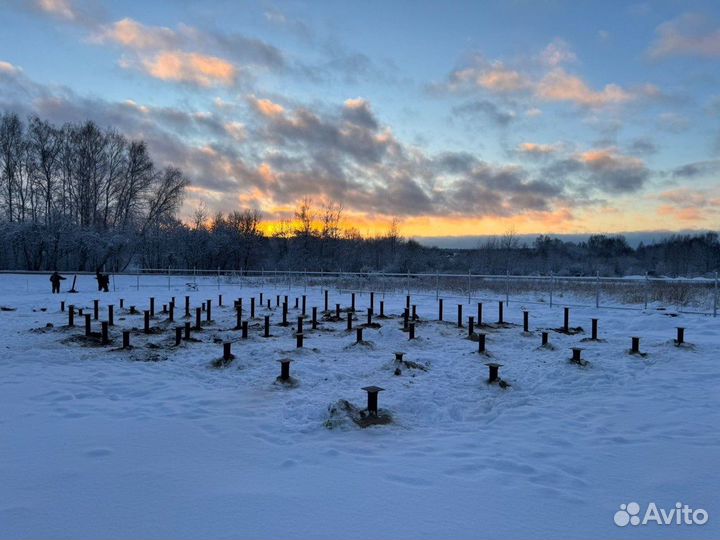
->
[[614, 502, 709, 527]]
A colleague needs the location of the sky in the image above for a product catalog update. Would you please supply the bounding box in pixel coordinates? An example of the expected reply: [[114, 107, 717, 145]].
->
[[1, 0, 719, 240]]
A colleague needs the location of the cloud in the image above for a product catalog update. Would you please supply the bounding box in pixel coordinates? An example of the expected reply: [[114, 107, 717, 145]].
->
[[89, 17, 287, 87], [476, 66, 528, 92], [90, 17, 286, 70], [656, 206, 703, 221], [29, 6, 285, 88], [0, 61, 22, 75], [577, 149, 649, 193], [28, 0, 104, 27], [536, 68, 632, 107], [1, 60, 634, 225], [299, 46, 398, 86], [627, 137, 658, 155], [92, 17, 178, 50], [240, 97, 577, 219], [224, 121, 246, 141], [452, 99, 516, 126], [539, 38, 577, 67], [247, 97, 398, 166], [540, 146, 650, 195], [434, 152, 478, 175], [448, 58, 530, 93], [342, 98, 379, 130], [264, 7, 314, 42], [671, 160, 720, 178], [658, 188, 720, 207], [139, 51, 237, 87], [440, 42, 648, 109], [248, 96, 286, 118], [656, 188, 720, 222], [648, 13, 720, 59], [430, 152, 565, 216], [36, 0, 75, 20], [517, 142, 561, 155], [25, 1, 401, 90]]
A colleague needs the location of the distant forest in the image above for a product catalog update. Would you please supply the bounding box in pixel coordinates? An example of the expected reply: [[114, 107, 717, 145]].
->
[[1, 112, 718, 277]]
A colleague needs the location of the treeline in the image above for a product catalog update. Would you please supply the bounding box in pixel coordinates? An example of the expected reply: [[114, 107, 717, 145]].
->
[[137, 201, 414, 274], [1, 112, 718, 277], [135, 202, 720, 277], [470, 232, 720, 277], [0, 112, 188, 270]]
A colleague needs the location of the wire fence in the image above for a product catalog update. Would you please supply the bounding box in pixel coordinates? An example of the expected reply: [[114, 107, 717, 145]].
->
[[1, 268, 717, 315], [7, 268, 713, 316]]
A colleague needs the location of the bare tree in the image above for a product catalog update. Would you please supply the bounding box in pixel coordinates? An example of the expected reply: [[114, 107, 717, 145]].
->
[[0, 112, 24, 222], [142, 167, 189, 233], [28, 117, 62, 225], [294, 197, 316, 239], [500, 226, 518, 272], [320, 202, 343, 240]]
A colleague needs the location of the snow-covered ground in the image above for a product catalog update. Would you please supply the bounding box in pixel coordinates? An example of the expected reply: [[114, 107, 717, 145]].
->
[[1, 273, 718, 539]]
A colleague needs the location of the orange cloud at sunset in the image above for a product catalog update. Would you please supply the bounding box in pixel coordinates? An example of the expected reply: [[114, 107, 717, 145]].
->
[[578, 148, 644, 170], [518, 142, 559, 154], [95, 17, 176, 50], [452, 63, 529, 93], [257, 163, 278, 186], [250, 97, 285, 118], [655, 188, 720, 223], [657, 188, 720, 208], [141, 51, 236, 87], [536, 69, 632, 107], [658, 206, 703, 221]]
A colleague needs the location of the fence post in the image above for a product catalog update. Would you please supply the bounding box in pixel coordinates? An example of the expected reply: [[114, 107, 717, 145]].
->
[[468, 268, 470, 304], [436, 271, 439, 300], [714, 271, 718, 317], [595, 270, 600, 308], [549, 273, 554, 308], [505, 270, 510, 306]]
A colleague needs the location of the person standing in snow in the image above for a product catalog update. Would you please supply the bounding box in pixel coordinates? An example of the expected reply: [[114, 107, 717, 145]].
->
[[95, 271, 110, 292], [49, 271, 66, 294]]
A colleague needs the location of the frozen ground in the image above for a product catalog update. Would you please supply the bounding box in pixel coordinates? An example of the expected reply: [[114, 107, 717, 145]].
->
[[0, 273, 718, 539]]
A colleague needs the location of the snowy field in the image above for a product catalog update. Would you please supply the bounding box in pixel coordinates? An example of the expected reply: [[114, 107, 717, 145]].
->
[[1, 273, 718, 539]]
